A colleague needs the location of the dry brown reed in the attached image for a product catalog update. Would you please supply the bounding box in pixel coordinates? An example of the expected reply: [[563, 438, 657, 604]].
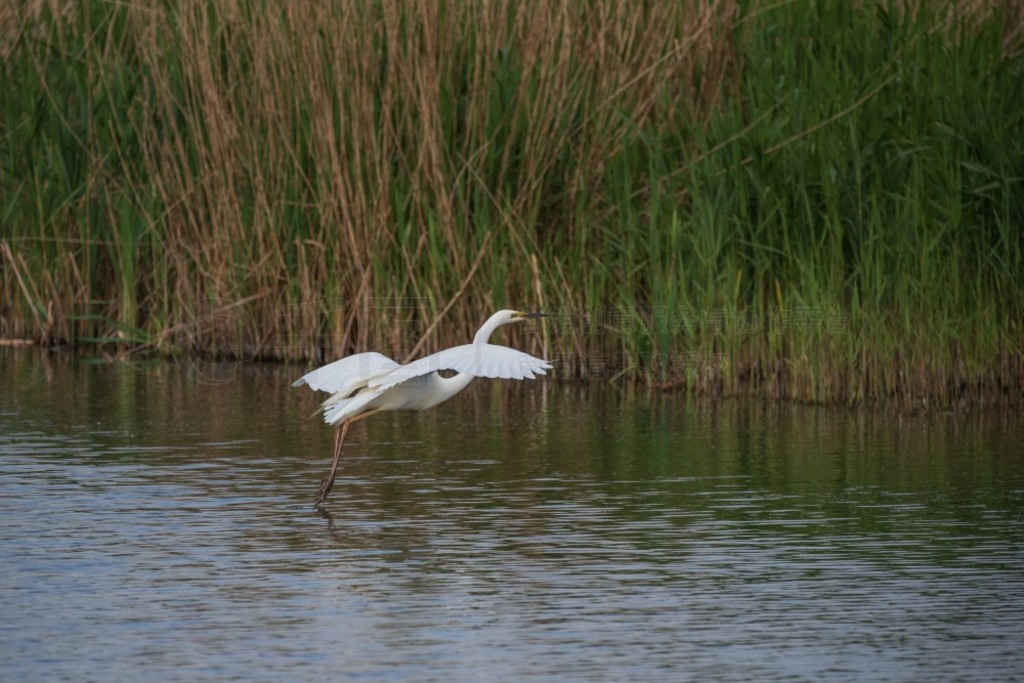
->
[[2, 0, 1021, 410]]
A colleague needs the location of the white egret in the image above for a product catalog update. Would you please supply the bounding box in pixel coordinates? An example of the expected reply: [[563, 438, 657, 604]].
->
[[293, 309, 552, 504]]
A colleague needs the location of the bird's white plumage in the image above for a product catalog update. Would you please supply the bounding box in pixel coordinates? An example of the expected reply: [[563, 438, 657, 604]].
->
[[291, 351, 399, 395], [294, 310, 551, 428], [296, 309, 551, 504], [367, 343, 552, 391], [322, 387, 380, 426]]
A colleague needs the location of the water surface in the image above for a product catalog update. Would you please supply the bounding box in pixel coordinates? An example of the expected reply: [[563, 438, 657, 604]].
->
[[1, 351, 1022, 681]]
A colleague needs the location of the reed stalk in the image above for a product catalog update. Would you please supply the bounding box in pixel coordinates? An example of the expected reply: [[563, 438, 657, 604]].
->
[[1, 0, 1021, 409]]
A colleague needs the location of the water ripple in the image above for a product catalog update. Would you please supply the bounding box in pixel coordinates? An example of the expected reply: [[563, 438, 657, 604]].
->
[[1, 359, 1022, 681]]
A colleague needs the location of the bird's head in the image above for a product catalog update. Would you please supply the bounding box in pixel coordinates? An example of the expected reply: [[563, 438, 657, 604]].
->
[[476, 309, 549, 343], [501, 309, 549, 325]]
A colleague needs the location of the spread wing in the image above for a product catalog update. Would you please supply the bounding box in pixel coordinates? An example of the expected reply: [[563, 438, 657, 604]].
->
[[292, 352, 400, 396], [367, 344, 552, 391]]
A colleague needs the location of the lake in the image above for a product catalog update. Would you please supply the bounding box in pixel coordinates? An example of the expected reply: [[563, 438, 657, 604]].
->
[[1, 351, 1022, 681]]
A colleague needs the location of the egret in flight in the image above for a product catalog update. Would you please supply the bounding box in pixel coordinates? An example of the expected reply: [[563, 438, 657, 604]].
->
[[293, 309, 552, 504]]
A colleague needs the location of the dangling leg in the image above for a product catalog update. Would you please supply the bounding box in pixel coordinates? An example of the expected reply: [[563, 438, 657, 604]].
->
[[314, 409, 384, 506], [315, 420, 350, 506]]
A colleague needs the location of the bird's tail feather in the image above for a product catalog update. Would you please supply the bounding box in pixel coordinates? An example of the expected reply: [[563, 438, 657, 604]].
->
[[321, 391, 378, 426]]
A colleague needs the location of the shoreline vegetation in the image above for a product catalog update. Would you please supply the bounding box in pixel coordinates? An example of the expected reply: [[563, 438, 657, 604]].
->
[[2, 1, 1023, 409]]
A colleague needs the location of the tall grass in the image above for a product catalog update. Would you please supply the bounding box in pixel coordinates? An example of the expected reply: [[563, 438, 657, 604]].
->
[[2, 0, 1022, 409]]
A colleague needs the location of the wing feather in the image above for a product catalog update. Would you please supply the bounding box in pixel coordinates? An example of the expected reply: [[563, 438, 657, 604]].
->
[[368, 344, 552, 391], [292, 352, 400, 395]]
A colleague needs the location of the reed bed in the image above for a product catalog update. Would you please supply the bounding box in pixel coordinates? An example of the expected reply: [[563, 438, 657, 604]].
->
[[2, 0, 1022, 409]]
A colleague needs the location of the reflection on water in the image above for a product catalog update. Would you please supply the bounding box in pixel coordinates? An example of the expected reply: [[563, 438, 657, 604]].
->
[[1, 350, 1022, 681]]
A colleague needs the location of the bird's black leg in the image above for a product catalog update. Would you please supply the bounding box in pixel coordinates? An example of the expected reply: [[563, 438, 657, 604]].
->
[[313, 409, 384, 506], [315, 420, 350, 506]]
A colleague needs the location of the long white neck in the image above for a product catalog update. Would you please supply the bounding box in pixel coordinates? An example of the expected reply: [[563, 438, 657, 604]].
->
[[473, 311, 509, 345], [426, 312, 509, 407], [421, 311, 515, 407], [434, 371, 476, 403]]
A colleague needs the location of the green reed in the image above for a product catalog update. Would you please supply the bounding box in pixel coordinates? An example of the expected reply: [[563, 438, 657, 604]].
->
[[1, 0, 1021, 408]]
